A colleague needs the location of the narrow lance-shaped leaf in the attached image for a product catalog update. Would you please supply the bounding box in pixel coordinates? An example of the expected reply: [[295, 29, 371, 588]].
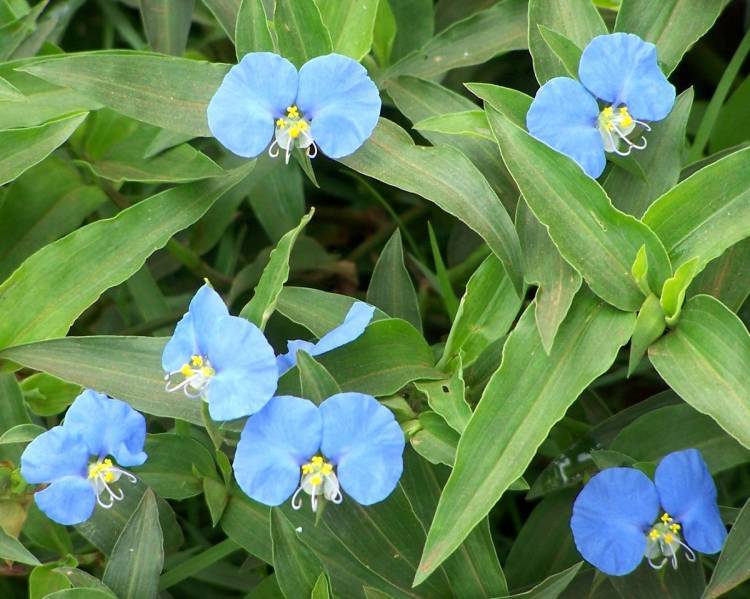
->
[[21, 52, 230, 137], [297, 351, 341, 404], [102, 490, 164, 599], [0, 164, 252, 350], [487, 105, 672, 311], [240, 209, 313, 329], [415, 290, 635, 584], [642, 145, 750, 271], [274, 0, 332, 68], [0, 113, 86, 187], [649, 294, 750, 449], [703, 498, 750, 598], [139, 0, 195, 56], [0, 527, 41, 566], [315, 0, 379, 61], [366, 229, 422, 333], [341, 118, 524, 295], [271, 509, 325, 599], [235, 0, 274, 58]]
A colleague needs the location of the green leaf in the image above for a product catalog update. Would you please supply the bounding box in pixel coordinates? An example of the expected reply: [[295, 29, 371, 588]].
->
[[0, 74, 23, 100], [29, 564, 71, 599], [297, 351, 341, 404], [371, 0, 396, 67], [201, 0, 241, 41], [627, 294, 665, 376], [414, 110, 493, 141], [689, 237, 750, 312], [642, 145, 750, 271], [499, 563, 582, 599], [468, 83, 530, 127], [415, 290, 635, 584], [0, 526, 40, 565], [235, 0, 273, 58], [366, 229, 422, 332], [203, 476, 229, 526], [0, 423, 44, 445], [103, 489, 164, 599], [0, 112, 86, 187], [386, 76, 517, 212], [139, 0, 194, 56], [438, 255, 522, 369], [609, 559, 706, 598], [649, 294, 750, 449], [415, 365, 471, 434], [383, 0, 526, 81], [0, 372, 30, 434], [630, 245, 651, 296], [311, 572, 331, 599], [277, 319, 443, 397], [271, 509, 325, 598], [221, 491, 273, 564], [610, 404, 750, 474], [426, 222, 459, 320], [660, 257, 701, 325], [21, 51, 230, 136], [487, 105, 672, 312], [516, 199, 582, 354], [528, 0, 606, 83], [315, 0, 378, 61], [240, 209, 313, 329], [0, 1, 45, 60], [247, 156, 306, 242], [410, 411, 459, 466], [0, 165, 250, 350], [603, 89, 693, 218], [536, 25, 582, 78], [277, 286, 388, 337], [614, 0, 728, 75], [703, 498, 750, 598], [135, 433, 217, 500], [1, 336, 202, 424], [340, 118, 524, 295], [274, 0, 332, 68], [0, 156, 106, 281], [389, 0, 432, 62], [711, 75, 750, 154], [45, 590, 116, 599]]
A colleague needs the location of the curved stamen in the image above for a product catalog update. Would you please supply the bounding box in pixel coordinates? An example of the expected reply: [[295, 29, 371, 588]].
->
[[611, 123, 648, 150], [330, 488, 343, 504], [284, 137, 293, 165], [291, 486, 304, 510], [306, 142, 318, 159], [647, 555, 667, 570], [268, 139, 280, 158]]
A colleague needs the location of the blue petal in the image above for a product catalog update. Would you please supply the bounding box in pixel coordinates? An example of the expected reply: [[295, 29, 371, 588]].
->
[[203, 315, 278, 420], [161, 312, 198, 373], [313, 301, 375, 355], [654, 449, 727, 554], [34, 475, 96, 525], [579, 33, 676, 121], [162, 285, 228, 372], [208, 52, 299, 158], [320, 393, 404, 505], [296, 54, 381, 158], [63, 390, 147, 467], [570, 467, 659, 576], [276, 339, 316, 376], [526, 77, 606, 178], [20, 426, 88, 484], [233, 395, 322, 506]]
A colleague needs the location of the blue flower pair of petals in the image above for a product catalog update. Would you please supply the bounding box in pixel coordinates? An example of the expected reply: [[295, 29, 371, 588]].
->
[[207, 52, 381, 160], [571, 449, 726, 576], [233, 393, 405, 507], [162, 285, 376, 421], [20, 390, 147, 525], [527, 33, 676, 178]]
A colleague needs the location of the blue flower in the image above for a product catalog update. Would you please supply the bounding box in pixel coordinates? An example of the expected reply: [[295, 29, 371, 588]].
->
[[20, 390, 147, 525], [233, 392, 404, 511], [207, 52, 381, 162], [571, 449, 727, 576], [276, 301, 375, 376], [527, 33, 676, 178], [162, 284, 278, 421]]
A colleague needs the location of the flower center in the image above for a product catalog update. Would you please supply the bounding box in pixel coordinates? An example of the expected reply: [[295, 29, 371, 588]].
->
[[269, 105, 318, 164], [597, 104, 651, 156], [644, 512, 696, 570], [165, 354, 215, 399], [87, 457, 137, 509], [291, 455, 342, 512]]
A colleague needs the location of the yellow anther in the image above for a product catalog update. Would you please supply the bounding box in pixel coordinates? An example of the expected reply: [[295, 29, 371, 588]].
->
[[180, 364, 194, 377], [670, 523, 681, 533], [603, 106, 614, 117], [286, 105, 300, 118], [321, 463, 333, 475], [289, 125, 301, 139], [663, 533, 674, 544], [648, 529, 661, 541], [301, 464, 312, 474], [311, 456, 324, 465], [276, 118, 286, 128], [88, 458, 115, 482], [660, 513, 672, 523], [191, 355, 204, 367], [200, 366, 215, 377], [309, 474, 322, 486]]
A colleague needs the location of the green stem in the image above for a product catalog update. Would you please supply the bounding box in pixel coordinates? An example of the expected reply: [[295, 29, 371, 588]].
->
[[159, 538, 240, 590], [689, 25, 750, 162]]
